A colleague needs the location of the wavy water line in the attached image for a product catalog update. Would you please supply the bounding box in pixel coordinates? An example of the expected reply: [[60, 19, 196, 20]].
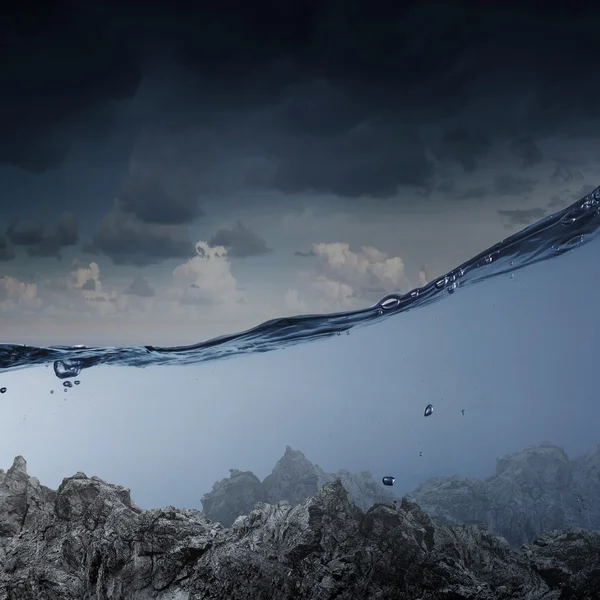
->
[[1, 186, 599, 379]]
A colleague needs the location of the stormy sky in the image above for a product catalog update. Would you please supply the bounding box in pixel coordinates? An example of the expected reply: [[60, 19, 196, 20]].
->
[[0, 0, 599, 345], [1, 1, 600, 510]]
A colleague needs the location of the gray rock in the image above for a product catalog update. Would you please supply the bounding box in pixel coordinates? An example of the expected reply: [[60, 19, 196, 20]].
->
[[202, 446, 395, 526], [2, 457, 600, 598], [407, 442, 600, 545], [263, 445, 333, 505], [201, 469, 267, 528]]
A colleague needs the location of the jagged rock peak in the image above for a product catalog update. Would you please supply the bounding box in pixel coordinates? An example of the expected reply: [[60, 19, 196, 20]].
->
[[8, 455, 27, 475], [202, 446, 396, 527], [2, 456, 600, 598], [201, 469, 267, 528], [408, 441, 600, 546]]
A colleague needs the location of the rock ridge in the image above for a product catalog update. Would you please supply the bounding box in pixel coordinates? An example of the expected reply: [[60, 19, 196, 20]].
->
[[1, 458, 600, 598], [201, 445, 395, 527], [202, 442, 600, 546]]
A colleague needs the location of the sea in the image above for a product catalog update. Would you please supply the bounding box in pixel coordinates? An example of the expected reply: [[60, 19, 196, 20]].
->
[[1, 186, 599, 520]]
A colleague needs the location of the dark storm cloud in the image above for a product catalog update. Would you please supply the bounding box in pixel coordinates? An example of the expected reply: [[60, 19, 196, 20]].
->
[[568, 184, 598, 203], [548, 195, 565, 209], [436, 128, 492, 173], [5, 221, 44, 246], [510, 137, 544, 168], [0, 236, 15, 261], [5, 213, 78, 259], [3, 1, 600, 201], [0, 3, 141, 172], [437, 181, 456, 194], [117, 173, 204, 225], [437, 181, 487, 201], [84, 202, 194, 267], [455, 187, 488, 201], [126, 276, 155, 298], [209, 222, 271, 258], [270, 120, 435, 197], [497, 208, 547, 227], [494, 174, 537, 197], [551, 163, 585, 185]]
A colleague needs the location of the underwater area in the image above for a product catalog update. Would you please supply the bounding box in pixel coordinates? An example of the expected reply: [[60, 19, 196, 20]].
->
[[1, 188, 599, 511]]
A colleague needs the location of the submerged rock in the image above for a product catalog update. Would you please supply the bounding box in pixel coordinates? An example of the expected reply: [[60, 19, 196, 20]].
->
[[202, 445, 395, 526], [1, 457, 600, 598], [201, 469, 267, 528], [407, 442, 600, 545]]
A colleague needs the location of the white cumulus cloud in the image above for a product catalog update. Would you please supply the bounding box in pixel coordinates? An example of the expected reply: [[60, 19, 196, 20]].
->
[[0, 276, 43, 312], [170, 241, 245, 307]]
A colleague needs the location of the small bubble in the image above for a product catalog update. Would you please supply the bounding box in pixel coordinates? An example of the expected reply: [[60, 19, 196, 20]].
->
[[382, 476, 395, 487], [510, 273, 515, 279], [435, 277, 448, 289], [419, 451, 423, 457], [410, 290, 419, 298], [484, 255, 493, 264], [63, 381, 73, 388], [379, 295, 401, 311], [424, 404, 434, 417], [447, 282, 457, 294], [0, 387, 6, 394], [337, 332, 341, 336], [74, 380, 80, 386], [50, 390, 54, 394]]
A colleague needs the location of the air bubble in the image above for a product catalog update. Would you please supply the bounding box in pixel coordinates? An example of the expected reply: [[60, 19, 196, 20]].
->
[[382, 476, 395, 487], [484, 255, 493, 264], [424, 404, 433, 417], [435, 277, 448, 289], [74, 380, 80, 386], [54, 360, 82, 380], [379, 295, 401, 311], [0, 387, 6, 394], [447, 282, 457, 294], [63, 381, 73, 388], [410, 290, 419, 298]]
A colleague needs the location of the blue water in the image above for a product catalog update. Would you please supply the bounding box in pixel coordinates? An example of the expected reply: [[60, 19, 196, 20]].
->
[[1, 185, 599, 379]]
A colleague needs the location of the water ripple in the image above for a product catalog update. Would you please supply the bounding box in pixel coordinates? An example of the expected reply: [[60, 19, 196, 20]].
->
[[1, 186, 599, 379]]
